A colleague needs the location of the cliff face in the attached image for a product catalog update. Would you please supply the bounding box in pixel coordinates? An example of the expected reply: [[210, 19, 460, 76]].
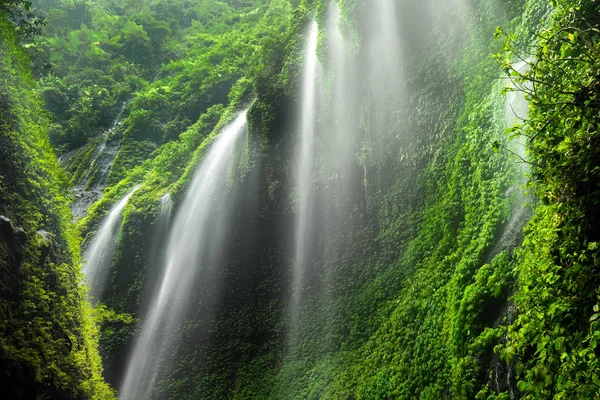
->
[[1, 0, 599, 398], [0, 15, 114, 399], [90, 0, 531, 396]]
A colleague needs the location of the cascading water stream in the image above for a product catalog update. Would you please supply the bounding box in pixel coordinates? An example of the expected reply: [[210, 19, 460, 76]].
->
[[370, 0, 402, 78], [156, 193, 173, 232], [366, 0, 403, 109], [153, 193, 174, 251], [300, 2, 361, 356], [360, 0, 405, 206], [286, 0, 405, 356], [487, 59, 532, 399], [290, 20, 320, 322], [138, 193, 174, 318], [325, 2, 357, 204], [83, 186, 139, 302], [71, 101, 129, 218], [505, 60, 531, 163], [119, 110, 248, 400]]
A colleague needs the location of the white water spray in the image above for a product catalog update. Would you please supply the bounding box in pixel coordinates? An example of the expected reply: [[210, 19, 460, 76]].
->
[[119, 110, 248, 400], [158, 193, 173, 218], [144, 193, 174, 296], [326, 3, 357, 198], [83, 186, 139, 302], [505, 60, 531, 163], [291, 20, 320, 311], [366, 0, 403, 103]]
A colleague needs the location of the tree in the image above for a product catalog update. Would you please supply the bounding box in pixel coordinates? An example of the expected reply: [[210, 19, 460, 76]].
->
[[0, 0, 44, 39]]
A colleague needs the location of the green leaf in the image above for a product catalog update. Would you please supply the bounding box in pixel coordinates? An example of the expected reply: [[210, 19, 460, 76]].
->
[[492, 141, 500, 153]]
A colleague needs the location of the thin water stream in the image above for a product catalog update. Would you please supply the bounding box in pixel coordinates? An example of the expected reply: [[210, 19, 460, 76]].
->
[[83, 186, 139, 302], [71, 102, 129, 218], [291, 20, 320, 314]]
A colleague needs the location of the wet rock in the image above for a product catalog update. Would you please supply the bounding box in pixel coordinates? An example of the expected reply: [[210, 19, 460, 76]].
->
[[13, 227, 27, 255], [0, 215, 13, 240]]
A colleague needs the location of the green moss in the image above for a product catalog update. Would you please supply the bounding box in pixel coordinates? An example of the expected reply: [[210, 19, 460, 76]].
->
[[5, 0, 596, 398], [0, 13, 114, 399]]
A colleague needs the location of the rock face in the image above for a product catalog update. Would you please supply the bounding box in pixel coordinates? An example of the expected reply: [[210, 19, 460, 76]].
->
[[0, 215, 13, 237], [0, 216, 30, 256]]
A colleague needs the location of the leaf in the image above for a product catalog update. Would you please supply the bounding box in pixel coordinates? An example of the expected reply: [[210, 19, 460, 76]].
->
[[517, 380, 529, 392], [492, 141, 500, 153]]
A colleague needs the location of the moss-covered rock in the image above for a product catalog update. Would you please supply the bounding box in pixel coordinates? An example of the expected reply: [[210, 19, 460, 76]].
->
[[0, 13, 114, 399]]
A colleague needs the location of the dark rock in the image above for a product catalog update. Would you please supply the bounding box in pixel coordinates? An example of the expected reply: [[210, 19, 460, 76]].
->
[[0, 215, 14, 241], [12, 227, 27, 255]]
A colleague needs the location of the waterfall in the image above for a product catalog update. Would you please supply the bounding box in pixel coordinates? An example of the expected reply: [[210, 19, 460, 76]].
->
[[325, 2, 358, 206], [369, 0, 402, 81], [71, 101, 128, 218], [363, 0, 405, 167], [286, 1, 404, 356], [291, 20, 320, 311], [299, 1, 362, 356], [505, 60, 531, 163], [154, 193, 174, 251], [158, 193, 173, 217], [367, 0, 403, 101], [155, 193, 174, 242], [138, 193, 174, 319], [119, 110, 248, 400], [83, 186, 139, 302], [485, 59, 533, 399]]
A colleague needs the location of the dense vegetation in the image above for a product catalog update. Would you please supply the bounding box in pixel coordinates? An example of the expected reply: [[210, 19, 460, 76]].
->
[[0, 0, 598, 398], [499, 1, 600, 397], [0, 13, 113, 399]]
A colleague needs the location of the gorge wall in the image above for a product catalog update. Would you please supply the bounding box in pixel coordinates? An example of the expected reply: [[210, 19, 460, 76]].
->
[[1, 0, 599, 399]]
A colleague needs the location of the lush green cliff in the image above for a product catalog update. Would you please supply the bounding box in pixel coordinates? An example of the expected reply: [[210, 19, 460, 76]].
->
[[0, 13, 114, 399], [0, 0, 599, 399]]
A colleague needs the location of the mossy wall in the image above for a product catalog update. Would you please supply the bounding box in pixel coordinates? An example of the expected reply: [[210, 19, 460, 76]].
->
[[0, 13, 114, 399], [3, 0, 598, 398]]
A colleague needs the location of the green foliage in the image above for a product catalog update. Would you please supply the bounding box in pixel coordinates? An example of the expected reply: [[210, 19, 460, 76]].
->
[[106, 0, 292, 185], [496, 0, 600, 397], [0, 0, 45, 38], [0, 13, 114, 399], [6, 0, 598, 398], [92, 0, 548, 397], [30, 0, 291, 194]]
